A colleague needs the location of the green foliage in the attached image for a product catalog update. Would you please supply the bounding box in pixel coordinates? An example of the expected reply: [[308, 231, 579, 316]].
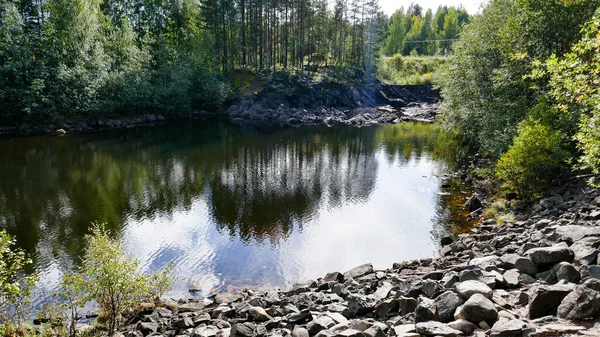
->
[[378, 55, 445, 85], [67, 223, 174, 335], [0, 230, 38, 334], [384, 5, 470, 57], [545, 9, 600, 184], [495, 119, 569, 198], [437, 0, 599, 159]]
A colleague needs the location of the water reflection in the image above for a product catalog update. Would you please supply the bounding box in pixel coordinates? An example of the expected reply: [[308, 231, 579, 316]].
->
[[0, 121, 471, 298]]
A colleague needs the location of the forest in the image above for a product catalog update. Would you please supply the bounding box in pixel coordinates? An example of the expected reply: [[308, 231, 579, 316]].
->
[[0, 0, 472, 127], [437, 0, 600, 197]]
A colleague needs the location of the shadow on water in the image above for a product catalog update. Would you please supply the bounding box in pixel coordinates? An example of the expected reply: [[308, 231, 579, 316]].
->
[[0, 120, 474, 299]]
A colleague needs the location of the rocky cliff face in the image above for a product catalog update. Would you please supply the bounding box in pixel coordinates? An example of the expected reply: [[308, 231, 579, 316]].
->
[[227, 78, 440, 127], [113, 178, 600, 337]]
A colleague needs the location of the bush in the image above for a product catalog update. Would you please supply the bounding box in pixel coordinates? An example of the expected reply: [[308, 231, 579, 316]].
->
[[495, 119, 569, 198], [0, 230, 38, 336], [378, 55, 445, 85], [66, 223, 173, 335]]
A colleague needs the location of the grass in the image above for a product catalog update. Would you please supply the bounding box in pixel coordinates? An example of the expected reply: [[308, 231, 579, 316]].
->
[[378, 55, 447, 85]]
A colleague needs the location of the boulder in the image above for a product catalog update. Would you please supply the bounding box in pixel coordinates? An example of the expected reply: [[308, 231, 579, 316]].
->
[[528, 283, 575, 319], [415, 322, 463, 337], [557, 284, 600, 320], [434, 291, 464, 322], [136, 322, 159, 336], [526, 244, 574, 266], [447, 320, 476, 335], [248, 307, 272, 322], [344, 264, 374, 279], [414, 297, 438, 323], [552, 262, 580, 283], [589, 265, 600, 279], [502, 270, 520, 288], [231, 323, 256, 337], [490, 319, 526, 337], [455, 280, 493, 300], [570, 237, 600, 265], [499, 254, 536, 275], [465, 195, 482, 212], [454, 293, 498, 324], [193, 326, 220, 337]]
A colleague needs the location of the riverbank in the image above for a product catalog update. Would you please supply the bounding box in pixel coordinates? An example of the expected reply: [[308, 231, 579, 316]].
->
[[0, 80, 439, 138], [106, 176, 600, 337]]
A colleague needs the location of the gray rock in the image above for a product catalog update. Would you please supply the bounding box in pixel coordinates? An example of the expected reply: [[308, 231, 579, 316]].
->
[[555, 225, 600, 241], [335, 329, 364, 337], [570, 237, 600, 265], [455, 280, 493, 300], [414, 297, 438, 323], [500, 254, 536, 275], [392, 324, 415, 336], [324, 272, 345, 283], [375, 299, 398, 317], [465, 195, 482, 212], [232, 323, 256, 337], [415, 321, 463, 337], [308, 316, 336, 335], [172, 316, 194, 329], [327, 312, 349, 324], [248, 307, 272, 322], [125, 331, 143, 337], [502, 270, 519, 288], [557, 285, 600, 320], [362, 325, 385, 337], [489, 319, 526, 337], [398, 297, 418, 315], [447, 320, 476, 335], [434, 291, 464, 323], [193, 326, 220, 337], [344, 264, 374, 279], [455, 293, 498, 324], [292, 327, 309, 337], [527, 244, 574, 266], [469, 256, 499, 269], [589, 265, 600, 279], [347, 294, 376, 316], [288, 310, 312, 324], [137, 322, 159, 336], [552, 262, 580, 283], [528, 283, 575, 319], [536, 270, 557, 284], [373, 282, 393, 299]]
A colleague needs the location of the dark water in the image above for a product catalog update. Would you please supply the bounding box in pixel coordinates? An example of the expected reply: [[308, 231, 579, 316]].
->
[[0, 120, 473, 300]]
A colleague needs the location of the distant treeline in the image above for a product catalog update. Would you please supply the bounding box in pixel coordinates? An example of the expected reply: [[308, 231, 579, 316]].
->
[[383, 4, 470, 57]]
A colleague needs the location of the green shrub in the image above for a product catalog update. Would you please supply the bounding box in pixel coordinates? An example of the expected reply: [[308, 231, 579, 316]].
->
[[66, 223, 173, 335], [378, 55, 446, 85], [0, 230, 38, 336], [495, 119, 569, 198]]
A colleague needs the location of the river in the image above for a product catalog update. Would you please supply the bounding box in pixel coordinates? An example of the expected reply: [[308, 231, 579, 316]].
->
[[0, 120, 473, 301]]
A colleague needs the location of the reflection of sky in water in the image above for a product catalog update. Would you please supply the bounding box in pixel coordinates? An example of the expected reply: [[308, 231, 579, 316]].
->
[[122, 149, 441, 297], [0, 121, 471, 304]]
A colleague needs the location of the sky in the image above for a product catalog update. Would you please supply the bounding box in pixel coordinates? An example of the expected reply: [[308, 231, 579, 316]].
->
[[378, 0, 487, 16]]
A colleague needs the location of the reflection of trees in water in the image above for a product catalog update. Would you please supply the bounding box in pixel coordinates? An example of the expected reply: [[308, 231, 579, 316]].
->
[[0, 121, 463, 272]]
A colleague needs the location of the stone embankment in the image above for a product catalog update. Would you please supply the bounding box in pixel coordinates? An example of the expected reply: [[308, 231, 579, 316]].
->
[[118, 179, 600, 337], [0, 114, 170, 137], [228, 82, 440, 127]]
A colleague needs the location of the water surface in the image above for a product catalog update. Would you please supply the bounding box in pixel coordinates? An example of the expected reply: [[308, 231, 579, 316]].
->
[[0, 121, 472, 299]]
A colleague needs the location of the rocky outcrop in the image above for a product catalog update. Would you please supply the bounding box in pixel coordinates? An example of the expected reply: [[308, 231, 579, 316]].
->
[[114, 179, 600, 337], [227, 76, 440, 127]]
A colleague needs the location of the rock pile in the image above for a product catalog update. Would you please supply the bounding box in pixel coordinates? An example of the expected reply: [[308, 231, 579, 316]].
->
[[119, 180, 600, 337], [227, 83, 440, 127]]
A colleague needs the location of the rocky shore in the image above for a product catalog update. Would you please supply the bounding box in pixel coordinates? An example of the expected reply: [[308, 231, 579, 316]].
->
[[227, 80, 440, 127], [113, 178, 600, 337]]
